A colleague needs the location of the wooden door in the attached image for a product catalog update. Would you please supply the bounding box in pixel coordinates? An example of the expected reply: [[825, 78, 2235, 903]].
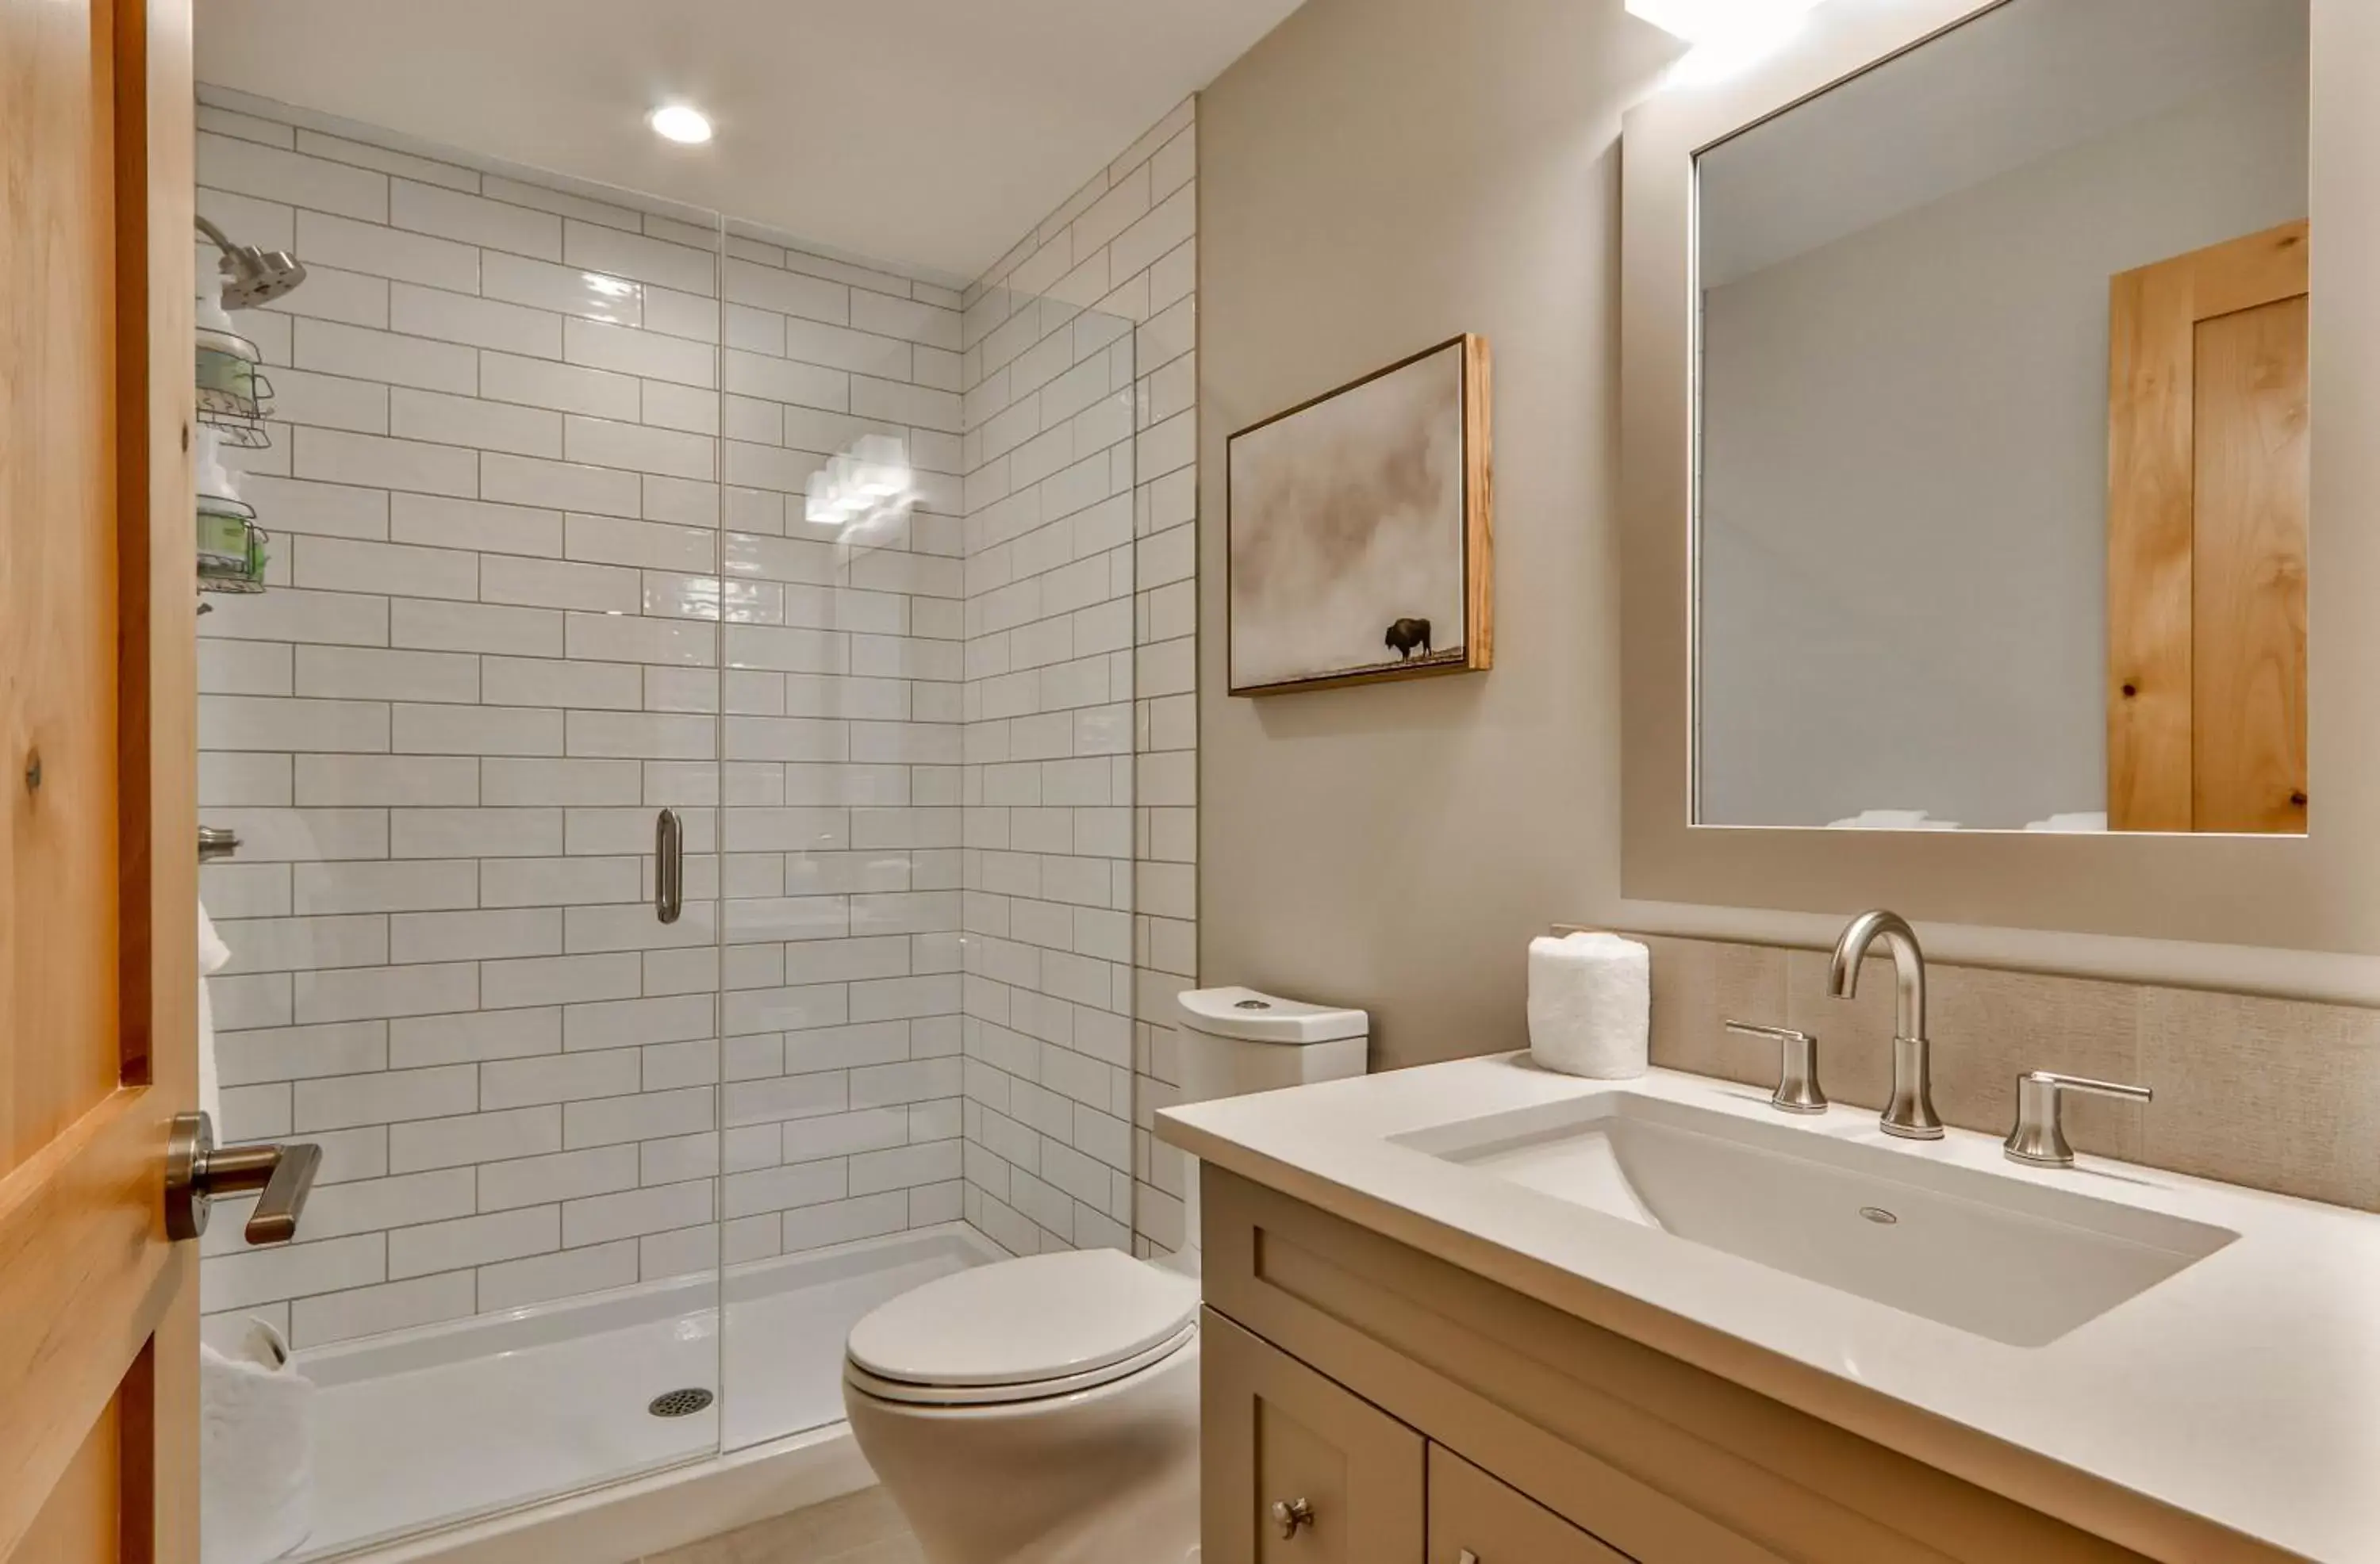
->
[[1202, 1310, 1425, 1564], [1426, 1446, 1631, 1564], [1, 0, 200, 1559], [2107, 220, 2309, 834]]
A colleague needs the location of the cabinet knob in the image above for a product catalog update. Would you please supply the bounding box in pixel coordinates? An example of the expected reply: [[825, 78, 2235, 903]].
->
[[1271, 1497, 1315, 1539], [1458, 1554, 1481, 1564]]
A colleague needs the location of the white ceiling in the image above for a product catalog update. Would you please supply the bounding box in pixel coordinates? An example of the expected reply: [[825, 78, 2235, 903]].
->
[[194, 0, 1304, 281]]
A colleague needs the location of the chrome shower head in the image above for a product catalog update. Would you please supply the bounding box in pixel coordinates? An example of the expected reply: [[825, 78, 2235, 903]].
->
[[195, 215, 308, 309]]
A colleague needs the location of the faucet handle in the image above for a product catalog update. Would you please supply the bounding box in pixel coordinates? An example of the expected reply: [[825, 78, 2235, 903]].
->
[[1724, 1020, 1829, 1115], [2003, 1071, 2152, 1167]]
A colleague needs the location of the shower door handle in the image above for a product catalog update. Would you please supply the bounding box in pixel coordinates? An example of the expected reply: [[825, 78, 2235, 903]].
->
[[655, 807, 685, 925]]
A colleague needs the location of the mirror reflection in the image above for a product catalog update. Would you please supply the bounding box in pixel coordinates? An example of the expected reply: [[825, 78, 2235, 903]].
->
[[1693, 0, 2310, 834]]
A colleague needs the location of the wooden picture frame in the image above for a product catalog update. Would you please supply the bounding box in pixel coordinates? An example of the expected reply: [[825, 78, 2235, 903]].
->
[[1226, 334, 1494, 696]]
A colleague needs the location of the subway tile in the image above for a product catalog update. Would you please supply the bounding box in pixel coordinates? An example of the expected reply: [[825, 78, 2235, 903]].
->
[[294, 131, 478, 193], [563, 1179, 713, 1246], [564, 221, 716, 297], [566, 611, 715, 667], [390, 807, 563, 859], [566, 993, 716, 1052], [391, 178, 562, 259], [387, 1106, 562, 1173], [390, 493, 564, 558], [390, 597, 563, 657], [293, 428, 478, 498], [390, 283, 561, 358], [478, 856, 639, 909], [294, 319, 477, 395], [295, 1168, 478, 1240], [481, 654, 643, 711], [481, 351, 643, 422], [215, 1020, 388, 1086], [200, 132, 386, 221], [780, 1191, 908, 1253], [478, 1144, 641, 1212], [392, 703, 565, 757], [297, 535, 478, 600], [643, 286, 720, 343], [483, 452, 643, 519], [388, 1006, 561, 1068], [267, 368, 390, 435], [483, 953, 643, 1010], [296, 210, 480, 293], [389, 387, 563, 458], [388, 1206, 559, 1281], [482, 251, 640, 324], [563, 416, 716, 481], [201, 696, 389, 754], [645, 379, 723, 437], [292, 1271, 476, 1347], [477, 1240, 640, 1312], [294, 1064, 478, 1130], [562, 1087, 715, 1148], [722, 1160, 845, 1220], [202, 1232, 384, 1310], [293, 754, 477, 807], [482, 1047, 643, 1110], [480, 757, 643, 807], [295, 646, 478, 704], [721, 350, 848, 412], [481, 554, 643, 613], [565, 317, 716, 389], [390, 907, 563, 965]]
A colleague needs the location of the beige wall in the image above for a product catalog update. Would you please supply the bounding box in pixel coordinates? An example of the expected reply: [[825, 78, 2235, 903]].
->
[[1197, 0, 1674, 1071], [1197, 0, 2380, 1071]]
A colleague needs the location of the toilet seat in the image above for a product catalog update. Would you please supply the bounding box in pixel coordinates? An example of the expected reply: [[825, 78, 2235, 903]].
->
[[844, 1250, 1199, 1408]]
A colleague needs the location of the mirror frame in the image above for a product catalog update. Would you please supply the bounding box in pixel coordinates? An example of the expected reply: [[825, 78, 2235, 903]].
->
[[1619, 0, 2380, 953]]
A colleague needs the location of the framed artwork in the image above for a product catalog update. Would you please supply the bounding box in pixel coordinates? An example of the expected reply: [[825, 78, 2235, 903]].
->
[[1226, 333, 1494, 696]]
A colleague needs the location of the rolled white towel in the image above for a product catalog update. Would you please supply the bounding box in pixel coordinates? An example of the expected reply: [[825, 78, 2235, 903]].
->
[[1527, 932, 1650, 1080], [201, 1318, 314, 1564]]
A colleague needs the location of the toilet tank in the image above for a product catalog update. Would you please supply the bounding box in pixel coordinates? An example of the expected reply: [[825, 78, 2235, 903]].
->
[[1173, 987, 1368, 1105]]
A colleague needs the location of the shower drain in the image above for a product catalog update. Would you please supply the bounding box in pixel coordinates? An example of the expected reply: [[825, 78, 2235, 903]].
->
[[648, 1388, 716, 1418]]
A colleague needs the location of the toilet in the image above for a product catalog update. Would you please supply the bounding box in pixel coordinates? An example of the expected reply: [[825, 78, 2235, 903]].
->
[[843, 987, 1368, 1564]]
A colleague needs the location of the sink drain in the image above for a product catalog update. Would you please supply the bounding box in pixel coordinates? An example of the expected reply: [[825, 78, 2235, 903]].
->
[[1859, 1206, 1899, 1225], [648, 1387, 715, 1418]]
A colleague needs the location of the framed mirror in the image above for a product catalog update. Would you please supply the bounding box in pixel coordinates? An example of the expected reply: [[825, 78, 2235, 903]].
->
[[1621, 0, 2380, 951], [1695, 0, 2308, 835]]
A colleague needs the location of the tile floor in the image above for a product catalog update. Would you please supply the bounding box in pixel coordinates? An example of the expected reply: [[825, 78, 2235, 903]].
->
[[640, 1485, 922, 1564]]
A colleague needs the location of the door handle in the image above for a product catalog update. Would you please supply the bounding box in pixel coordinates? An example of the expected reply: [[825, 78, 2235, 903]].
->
[[164, 1110, 321, 1244], [1271, 1497, 1314, 1539], [654, 807, 684, 926]]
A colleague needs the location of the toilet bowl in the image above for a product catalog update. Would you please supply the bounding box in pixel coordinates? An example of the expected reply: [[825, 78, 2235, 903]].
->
[[844, 987, 1368, 1563], [842, 1249, 1203, 1564]]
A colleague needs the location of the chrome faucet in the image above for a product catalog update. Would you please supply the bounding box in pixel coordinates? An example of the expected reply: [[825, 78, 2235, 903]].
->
[[1827, 910, 1943, 1140]]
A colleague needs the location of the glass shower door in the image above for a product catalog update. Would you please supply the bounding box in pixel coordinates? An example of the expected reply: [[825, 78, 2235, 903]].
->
[[192, 97, 726, 1557]]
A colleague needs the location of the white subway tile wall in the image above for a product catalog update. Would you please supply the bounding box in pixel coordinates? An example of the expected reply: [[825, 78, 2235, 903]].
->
[[959, 99, 1196, 1259], [196, 104, 969, 1347]]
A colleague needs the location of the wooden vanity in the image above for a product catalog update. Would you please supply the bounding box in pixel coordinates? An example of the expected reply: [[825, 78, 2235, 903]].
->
[[1199, 1167, 2205, 1563]]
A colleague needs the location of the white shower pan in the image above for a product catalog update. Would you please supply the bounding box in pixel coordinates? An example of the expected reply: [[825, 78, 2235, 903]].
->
[[278, 1224, 1000, 1564]]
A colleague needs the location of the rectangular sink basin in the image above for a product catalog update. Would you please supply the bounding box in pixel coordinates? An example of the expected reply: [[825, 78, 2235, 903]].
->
[[1392, 1092, 2236, 1347]]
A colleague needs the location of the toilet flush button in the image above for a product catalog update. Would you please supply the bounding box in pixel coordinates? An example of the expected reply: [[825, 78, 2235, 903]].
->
[[1234, 999, 1271, 1010]]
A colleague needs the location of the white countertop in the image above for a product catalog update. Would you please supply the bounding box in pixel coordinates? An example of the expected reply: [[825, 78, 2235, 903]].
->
[[1157, 1056, 2380, 1562]]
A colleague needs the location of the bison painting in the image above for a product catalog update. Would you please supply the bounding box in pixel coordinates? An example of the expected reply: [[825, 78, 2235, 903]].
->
[[1384, 618, 1433, 661]]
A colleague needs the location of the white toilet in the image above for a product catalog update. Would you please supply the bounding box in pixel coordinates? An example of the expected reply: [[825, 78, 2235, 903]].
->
[[843, 987, 1368, 1564]]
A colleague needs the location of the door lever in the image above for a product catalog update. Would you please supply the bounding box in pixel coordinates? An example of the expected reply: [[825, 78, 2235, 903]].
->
[[164, 1111, 321, 1244]]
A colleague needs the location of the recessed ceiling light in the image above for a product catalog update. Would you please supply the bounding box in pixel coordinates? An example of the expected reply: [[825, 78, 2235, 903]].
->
[[649, 105, 714, 145]]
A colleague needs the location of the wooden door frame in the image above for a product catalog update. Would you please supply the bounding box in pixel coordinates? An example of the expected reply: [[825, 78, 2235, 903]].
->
[[0, 0, 198, 1556], [2106, 220, 2311, 833]]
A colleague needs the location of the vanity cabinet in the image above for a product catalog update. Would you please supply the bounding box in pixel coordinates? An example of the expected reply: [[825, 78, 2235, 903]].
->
[[1203, 1313, 1619, 1563], [1200, 1167, 2162, 1564]]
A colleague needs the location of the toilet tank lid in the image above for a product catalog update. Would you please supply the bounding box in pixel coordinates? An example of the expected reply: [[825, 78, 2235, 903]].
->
[[846, 1250, 1197, 1389], [1177, 986, 1369, 1045]]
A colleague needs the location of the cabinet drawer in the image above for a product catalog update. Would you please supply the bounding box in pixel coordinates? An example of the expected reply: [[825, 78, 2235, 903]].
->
[[1430, 1445, 1632, 1564], [1203, 1308, 1426, 1564]]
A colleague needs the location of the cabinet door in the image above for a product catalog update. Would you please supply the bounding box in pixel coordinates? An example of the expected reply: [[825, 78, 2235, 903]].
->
[[1203, 1309, 1426, 1563], [1430, 1446, 1634, 1564]]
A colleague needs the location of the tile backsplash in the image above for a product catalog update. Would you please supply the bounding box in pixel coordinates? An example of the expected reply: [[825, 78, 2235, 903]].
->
[[194, 100, 970, 1347], [1635, 932, 2380, 1213]]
